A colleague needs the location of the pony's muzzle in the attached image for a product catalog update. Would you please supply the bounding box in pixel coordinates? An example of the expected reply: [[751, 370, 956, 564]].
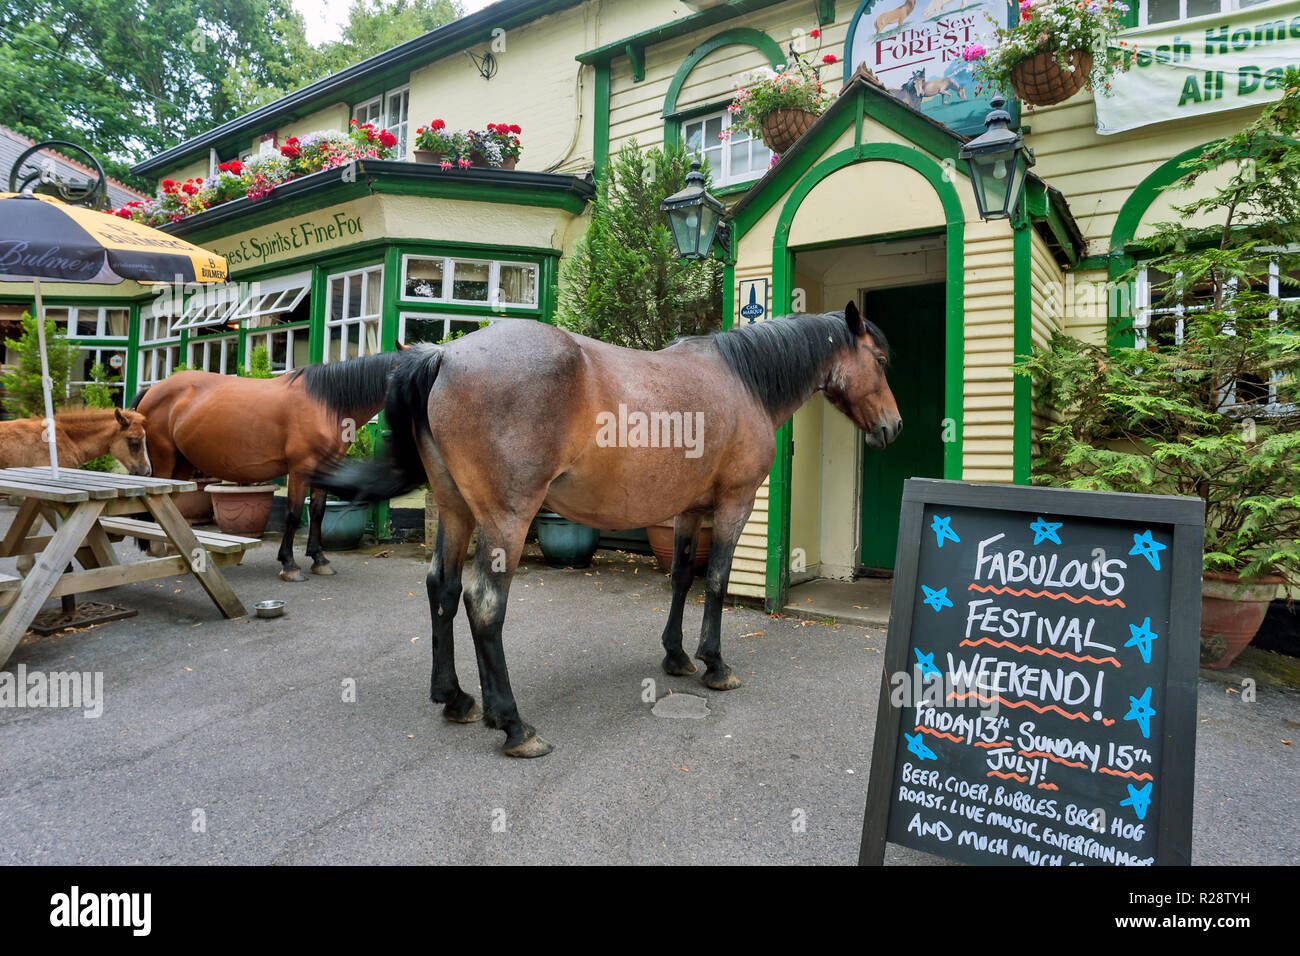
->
[[866, 416, 902, 449]]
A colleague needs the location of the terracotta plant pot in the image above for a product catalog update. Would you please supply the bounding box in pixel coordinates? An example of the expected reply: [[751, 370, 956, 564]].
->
[[174, 477, 217, 525], [1200, 571, 1282, 669], [1009, 50, 1093, 107], [758, 108, 818, 156], [413, 149, 445, 164], [207, 484, 277, 537], [646, 520, 712, 573]]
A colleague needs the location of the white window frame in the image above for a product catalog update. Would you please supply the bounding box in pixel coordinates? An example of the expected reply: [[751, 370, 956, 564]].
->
[[1137, 0, 1272, 26], [683, 108, 771, 188], [352, 96, 382, 126], [1134, 252, 1297, 414], [69, 345, 128, 400], [324, 264, 384, 363], [354, 83, 410, 157], [171, 284, 245, 333], [41, 305, 130, 340], [187, 333, 239, 376], [399, 254, 540, 309], [138, 294, 183, 386], [397, 313, 496, 345]]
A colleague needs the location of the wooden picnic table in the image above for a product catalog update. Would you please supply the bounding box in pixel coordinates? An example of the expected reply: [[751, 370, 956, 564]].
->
[[0, 467, 260, 668]]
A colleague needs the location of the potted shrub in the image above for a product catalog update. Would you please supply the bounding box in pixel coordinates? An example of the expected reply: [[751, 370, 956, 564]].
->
[[1015, 75, 1300, 669], [556, 140, 725, 566], [469, 124, 522, 169], [727, 44, 836, 157], [964, 0, 1135, 107]]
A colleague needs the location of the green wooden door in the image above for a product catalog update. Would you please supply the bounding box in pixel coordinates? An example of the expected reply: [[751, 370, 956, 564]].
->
[[859, 283, 946, 570]]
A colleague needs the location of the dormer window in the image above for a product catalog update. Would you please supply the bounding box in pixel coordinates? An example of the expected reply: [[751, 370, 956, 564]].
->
[[353, 83, 410, 157]]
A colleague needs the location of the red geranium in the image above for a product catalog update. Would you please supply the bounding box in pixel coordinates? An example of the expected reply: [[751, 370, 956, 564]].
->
[[809, 28, 820, 38], [378, 129, 397, 148], [822, 53, 838, 64], [509, 124, 521, 134], [430, 118, 446, 130]]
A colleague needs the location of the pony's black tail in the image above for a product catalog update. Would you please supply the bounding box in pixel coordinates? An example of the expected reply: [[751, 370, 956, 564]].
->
[[311, 345, 444, 505]]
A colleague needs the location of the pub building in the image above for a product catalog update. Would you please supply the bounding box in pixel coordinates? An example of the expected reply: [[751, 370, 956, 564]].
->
[[2, 0, 1296, 609]]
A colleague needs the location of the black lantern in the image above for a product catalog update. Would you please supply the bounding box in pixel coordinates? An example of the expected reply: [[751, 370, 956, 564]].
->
[[959, 97, 1034, 221], [661, 160, 729, 259]]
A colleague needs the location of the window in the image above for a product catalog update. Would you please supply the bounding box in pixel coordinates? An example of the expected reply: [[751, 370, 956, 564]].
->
[[1135, 255, 1298, 412], [234, 271, 312, 374], [401, 255, 539, 308], [1139, 0, 1272, 26], [683, 109, 771, 187], [42, 305, 128, 339], [69, 346, 128, 400], [171, 284, 244, 333], [188, 334, 239, 375], [138, 296, 182, 387], [398, 313, 494, 345], [325, 265, 383, 362], [354, 83, 410, 157]]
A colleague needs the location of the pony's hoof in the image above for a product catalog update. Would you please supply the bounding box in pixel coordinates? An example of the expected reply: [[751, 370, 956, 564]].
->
[[702, 667, 741, 691], [311, 563, 336, 576], [662, 652, 697, 676], [280, 568, 307, 583], [504, 731, 554, 758], [443, 699, 482, 723]]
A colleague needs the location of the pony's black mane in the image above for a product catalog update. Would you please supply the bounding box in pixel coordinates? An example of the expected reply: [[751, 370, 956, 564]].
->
[[694, 311, 887, 416], [287, 350, 399, 419]]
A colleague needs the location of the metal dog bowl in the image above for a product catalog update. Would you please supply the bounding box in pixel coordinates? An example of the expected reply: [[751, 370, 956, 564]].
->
[[254, 600, 286, 619]]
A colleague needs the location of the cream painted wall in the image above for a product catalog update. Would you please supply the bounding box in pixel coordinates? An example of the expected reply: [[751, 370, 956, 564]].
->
[[279, 103, 352, 145], [789, 161, 945, 247]]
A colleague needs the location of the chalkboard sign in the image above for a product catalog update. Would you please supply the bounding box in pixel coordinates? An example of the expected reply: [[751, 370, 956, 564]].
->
[[859, 480, 1204, 866]]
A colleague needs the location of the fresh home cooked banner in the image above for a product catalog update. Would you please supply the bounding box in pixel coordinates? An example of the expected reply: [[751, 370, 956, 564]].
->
[[845, 0, 1009, 137], [1096, 0, 1300, 135]]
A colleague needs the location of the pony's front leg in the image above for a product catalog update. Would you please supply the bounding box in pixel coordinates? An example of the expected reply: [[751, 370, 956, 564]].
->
[[278, 475, 309, 582], [694, 497, 755, 691], [305, 485, 335, 576], [464, 516, 552, 758], [660, 511, 702, 676]]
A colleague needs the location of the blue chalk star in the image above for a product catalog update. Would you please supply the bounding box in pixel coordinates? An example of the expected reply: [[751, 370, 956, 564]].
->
[[1125, 617, 1160, 664], [1119, 781, 1153, 821], [930, 514, 960, 548], [921, 585, 953, 613], [914, 648, 941, 680], [1030, 517, 1063, 546], [1129, 530, 1167, 571], [905, 731, 938, 761], [1124, 686, 1157, 739]]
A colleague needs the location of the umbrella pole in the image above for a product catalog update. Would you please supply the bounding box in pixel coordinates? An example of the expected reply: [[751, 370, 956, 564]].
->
[[32, 277, 59, 477]]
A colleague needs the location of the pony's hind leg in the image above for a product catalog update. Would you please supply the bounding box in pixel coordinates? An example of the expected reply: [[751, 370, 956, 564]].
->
[[464, 513, 552, 758], [659, 511, 702, 676], [278, 473, 309, 582], [305, 484, 335, 575], [427, 499, 479, 723], [694, 496, 756, 691]]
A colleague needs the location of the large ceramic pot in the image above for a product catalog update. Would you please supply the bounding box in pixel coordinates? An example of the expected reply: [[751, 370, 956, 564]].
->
[[208, 484, 277, 537], [413, 149, 445, 164], [1009, 50, 1093, 107], [535, 511, 600, 568], [646, 520, 712, 573], [1200, 571, 1283, 669], [320, 499, 367, 550], [175, 477, 217, 525]]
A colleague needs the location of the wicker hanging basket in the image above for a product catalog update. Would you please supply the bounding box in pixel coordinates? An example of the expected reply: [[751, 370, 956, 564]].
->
[[1008, 50, 1093, 107], [758, 108, 819, 156]]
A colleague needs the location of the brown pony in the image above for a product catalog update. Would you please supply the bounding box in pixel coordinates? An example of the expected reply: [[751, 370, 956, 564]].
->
[[309, 306, 901, 758], [904, 68, 967, 106], [0, 408, 151, 474], [131, 356, 394, 581]]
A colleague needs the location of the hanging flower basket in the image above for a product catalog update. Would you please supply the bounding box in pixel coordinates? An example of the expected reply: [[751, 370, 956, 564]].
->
[[1008, 49, 1094, 107], [758, 108, 819, 156]]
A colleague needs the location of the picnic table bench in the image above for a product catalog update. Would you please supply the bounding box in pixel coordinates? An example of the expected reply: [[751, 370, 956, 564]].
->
[[0, 467, 260, 667]]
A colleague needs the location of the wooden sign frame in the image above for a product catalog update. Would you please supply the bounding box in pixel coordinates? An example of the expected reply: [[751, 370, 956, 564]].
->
[[859, 479, 1205, 866]]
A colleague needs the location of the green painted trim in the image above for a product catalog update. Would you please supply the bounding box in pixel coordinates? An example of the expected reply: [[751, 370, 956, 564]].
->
[[576, 0, 788, 64], [764, 142, 967, 604], [1012, 213, 1032, 486], [594, 61, 611, 181], [626, 43, 645, 82], [367, 178, 589, 215], [662, 28, 785, 117], [818, 0, 835, 25], [841, 0, 882, 84], [308, 265, 327, 364], [1106, 140, 1219, 348], [124, 302, 140, 403], [723, 261, 735, 330]]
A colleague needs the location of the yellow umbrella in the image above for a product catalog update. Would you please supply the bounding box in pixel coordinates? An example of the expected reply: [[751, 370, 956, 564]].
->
[[0, 190, 228, 474]]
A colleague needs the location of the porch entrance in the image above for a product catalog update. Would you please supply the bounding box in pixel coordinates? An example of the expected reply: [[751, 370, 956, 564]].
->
[[859, 281, 946, 571]]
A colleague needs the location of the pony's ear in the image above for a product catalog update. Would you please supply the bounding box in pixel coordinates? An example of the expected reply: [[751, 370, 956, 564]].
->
[[845, 300, 866, 336], [114, 408, 129, 429], [395, 340, 408, 351]]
